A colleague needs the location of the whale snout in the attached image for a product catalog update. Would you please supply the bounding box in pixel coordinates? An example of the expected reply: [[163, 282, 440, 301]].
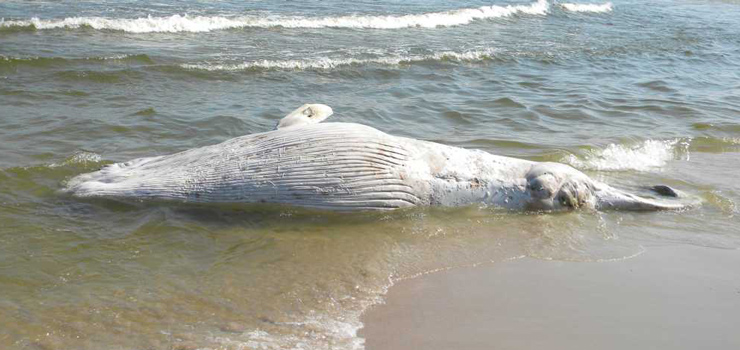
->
[[524, 162, 695, 212]]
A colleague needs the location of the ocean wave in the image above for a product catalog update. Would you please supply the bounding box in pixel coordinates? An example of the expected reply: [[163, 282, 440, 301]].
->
[[688, 136, 740, 153], [559, 2, 613, 13], [181, 49, 499, 71], [0, 54, 153, 68], [564, 139, 687, 172], [0, 0, 612, 33], [48, 151, 103, 168]]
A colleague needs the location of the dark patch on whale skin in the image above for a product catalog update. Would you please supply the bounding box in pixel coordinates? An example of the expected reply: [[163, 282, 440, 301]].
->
[[651, 185, 679, 197]]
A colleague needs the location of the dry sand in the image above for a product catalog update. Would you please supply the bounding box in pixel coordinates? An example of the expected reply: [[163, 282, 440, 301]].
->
[[361, 244, 740, 350]]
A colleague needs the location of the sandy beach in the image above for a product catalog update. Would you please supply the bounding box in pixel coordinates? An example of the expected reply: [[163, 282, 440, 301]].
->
[[361, 244, 740, 350]]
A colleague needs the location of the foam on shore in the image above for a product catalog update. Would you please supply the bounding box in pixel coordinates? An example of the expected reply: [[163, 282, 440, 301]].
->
[[560, 2, 613, 13]]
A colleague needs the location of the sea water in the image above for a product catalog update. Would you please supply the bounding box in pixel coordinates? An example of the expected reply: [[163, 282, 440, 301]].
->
[[1, 1, 739, 349]]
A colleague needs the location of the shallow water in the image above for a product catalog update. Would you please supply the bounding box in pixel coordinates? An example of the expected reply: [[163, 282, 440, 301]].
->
[[1, 0, 739, 349]]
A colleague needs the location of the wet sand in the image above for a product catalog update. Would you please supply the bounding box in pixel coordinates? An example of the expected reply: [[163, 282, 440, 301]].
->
[[361, 244, 740, 350]]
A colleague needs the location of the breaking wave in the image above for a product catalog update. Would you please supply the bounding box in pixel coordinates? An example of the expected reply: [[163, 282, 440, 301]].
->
[[48, 152, 103, 168], [180, 49, 499, 71], [0, 1, 612, 33], [564, 139, 688, 172], [560, 2, 613, 13]]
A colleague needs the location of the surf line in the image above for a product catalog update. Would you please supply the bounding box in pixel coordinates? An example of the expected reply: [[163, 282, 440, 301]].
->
[[0, 1, 613, 33]]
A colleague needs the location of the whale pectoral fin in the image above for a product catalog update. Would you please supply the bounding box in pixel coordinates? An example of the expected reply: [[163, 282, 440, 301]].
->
[[275, 103, 334, 130]]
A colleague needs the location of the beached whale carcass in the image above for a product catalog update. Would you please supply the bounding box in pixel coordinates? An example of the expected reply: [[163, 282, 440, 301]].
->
[[65, 104, 690, 211]]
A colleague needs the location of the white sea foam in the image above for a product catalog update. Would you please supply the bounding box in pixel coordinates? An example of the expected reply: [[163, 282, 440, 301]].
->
[[203, 300, 372, 350], [0, 1, 615, 33], [565, 139, 685, 172], [559, 2, 613, 13], [0, 0, 552, 33], [49, 151, 102, 168], [181, 48, 499, 71], [1, 15, 252, 33]]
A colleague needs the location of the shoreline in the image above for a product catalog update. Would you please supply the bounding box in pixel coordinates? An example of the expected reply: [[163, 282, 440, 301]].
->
[[360, 244, 740, 350]]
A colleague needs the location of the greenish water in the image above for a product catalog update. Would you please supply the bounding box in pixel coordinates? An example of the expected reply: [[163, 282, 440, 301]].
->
[[1, 1, 739, 349]]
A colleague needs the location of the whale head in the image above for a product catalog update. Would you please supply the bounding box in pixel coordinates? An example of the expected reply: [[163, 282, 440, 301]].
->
[[525, 162, 692, 211]]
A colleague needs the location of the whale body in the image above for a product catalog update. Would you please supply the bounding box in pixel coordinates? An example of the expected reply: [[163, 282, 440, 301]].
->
[[65, 105, 690, 211]]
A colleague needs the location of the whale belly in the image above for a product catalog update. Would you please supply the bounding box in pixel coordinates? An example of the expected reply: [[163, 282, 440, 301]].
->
[[66, 123, 425, 210]]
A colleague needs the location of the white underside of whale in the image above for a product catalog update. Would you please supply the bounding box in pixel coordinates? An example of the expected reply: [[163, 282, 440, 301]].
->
[[66, 122, 539, 210]]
